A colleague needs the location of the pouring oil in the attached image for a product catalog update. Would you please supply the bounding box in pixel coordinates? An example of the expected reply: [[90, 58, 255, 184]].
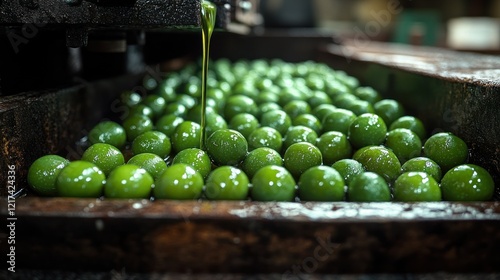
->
[[200, 0, 216, 150]]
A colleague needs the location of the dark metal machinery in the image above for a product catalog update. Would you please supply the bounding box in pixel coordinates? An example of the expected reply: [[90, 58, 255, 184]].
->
[[0, 0, 261, 95], [0, 0, 262, 45]]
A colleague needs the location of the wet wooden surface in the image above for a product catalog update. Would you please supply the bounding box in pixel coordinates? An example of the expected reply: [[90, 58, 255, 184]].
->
[[9, 198, 500, 221], [327, 40, 500, 86], [1, 198, 499, 273]]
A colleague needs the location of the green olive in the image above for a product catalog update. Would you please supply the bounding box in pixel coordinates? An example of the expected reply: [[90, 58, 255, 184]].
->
[[28, 155, 70, 196]]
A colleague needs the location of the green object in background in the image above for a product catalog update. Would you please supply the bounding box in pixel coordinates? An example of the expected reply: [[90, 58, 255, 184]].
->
[[393, 10, 441, 46]]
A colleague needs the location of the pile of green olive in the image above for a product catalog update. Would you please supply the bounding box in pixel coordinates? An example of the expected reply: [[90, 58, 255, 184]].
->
[[28, 59, 495, 202]]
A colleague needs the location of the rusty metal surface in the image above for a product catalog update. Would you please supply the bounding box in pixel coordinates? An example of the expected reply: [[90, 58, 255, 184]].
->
[[0, 0, 235, 33], [9, 198, 500, 221], [1, 198, 500, 273], [329, 41, 500, 87], [0, 0, 201, 29]]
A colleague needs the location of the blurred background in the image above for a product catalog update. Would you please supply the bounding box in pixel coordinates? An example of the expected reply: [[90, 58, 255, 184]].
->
[[260, 0, 500, 52], [2, 0, 499, 96]]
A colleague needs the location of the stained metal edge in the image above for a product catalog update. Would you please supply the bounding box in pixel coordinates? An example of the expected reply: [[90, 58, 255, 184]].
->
[[327, 41, 500, 87], [2, 198, 500, 222]]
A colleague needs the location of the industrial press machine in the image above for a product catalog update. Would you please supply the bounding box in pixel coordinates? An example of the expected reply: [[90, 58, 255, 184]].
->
[[0, 0, 500, 277]]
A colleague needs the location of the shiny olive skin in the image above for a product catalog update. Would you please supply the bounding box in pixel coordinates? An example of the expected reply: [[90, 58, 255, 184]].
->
[[347, 172, 391, 202], [251, 165, 296, 202], [28, 155, 70, 196], [56, 161, 106, 198], [104, 164, 153, 199], [127, 153, 167, 180], [205, 166, 249, 200], [88, 121, 126, 149], [393, 172, 441, 202], [172, 148, 212, 179], [423, 132, 468, 173], [283, 142, 323, 179], [332, 159, 365, 185], [298, 166, 345, 201], [401, 157, 442, 182], [348, 113, 387, 149], [154, 163, 204, 200], [353, 146, 401, 183], [81, 143, 125, 176], [206, 129, 248, 166], [241, 147, 283, 179], [440, 164, 494, 201]]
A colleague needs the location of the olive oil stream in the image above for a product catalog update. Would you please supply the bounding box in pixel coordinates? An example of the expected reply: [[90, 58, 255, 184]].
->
[[200, 1, 216, 150]]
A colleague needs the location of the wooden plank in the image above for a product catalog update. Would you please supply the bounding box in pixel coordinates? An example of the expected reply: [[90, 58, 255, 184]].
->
[[1, 198, 499, 273]]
